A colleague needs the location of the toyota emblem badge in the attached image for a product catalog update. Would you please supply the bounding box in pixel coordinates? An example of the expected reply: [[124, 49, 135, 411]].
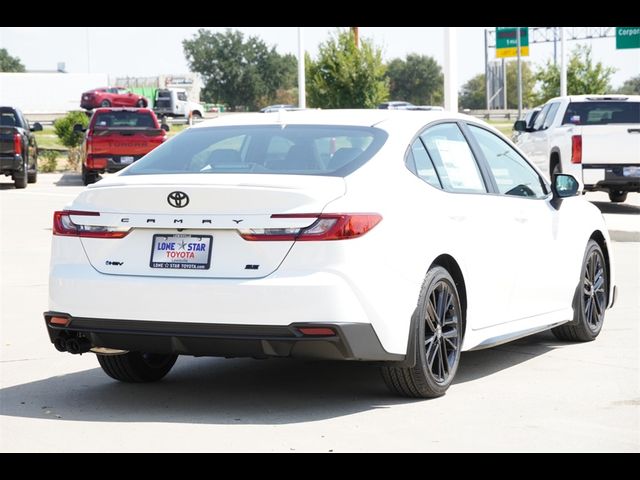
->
[[167, 191, 189, 208]]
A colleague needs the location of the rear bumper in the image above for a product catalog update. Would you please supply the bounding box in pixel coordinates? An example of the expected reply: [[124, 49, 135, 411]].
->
[[583, 164, 640, 192], [0, 154, 22, 173], [81, 101, 97, 109], [85, 156, 143, 173], [43, 313, 403, 362]]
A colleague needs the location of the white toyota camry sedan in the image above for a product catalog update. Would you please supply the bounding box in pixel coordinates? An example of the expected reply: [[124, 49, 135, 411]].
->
[[45, 109, 616, 397]]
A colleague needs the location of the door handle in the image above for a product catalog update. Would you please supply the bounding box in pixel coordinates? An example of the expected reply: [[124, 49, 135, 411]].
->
[[628, 128, 640, 134], [448, 215, 466, 222], [514, 217, 528, 224]]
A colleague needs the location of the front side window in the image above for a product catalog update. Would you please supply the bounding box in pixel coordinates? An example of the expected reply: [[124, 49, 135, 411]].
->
[[419, 123, 486, 194], [468, 125, 547, 198], [542, 102, 560, 129], [177, 92, 188, 102], [122, 125, 388, 177], [532, 103, 551, 131]]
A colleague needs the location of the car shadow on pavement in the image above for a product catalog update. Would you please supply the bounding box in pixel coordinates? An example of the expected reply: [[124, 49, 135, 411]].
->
[[0, 181, 17, 190], [590, 201, 640, 215], [54, 173, 84, 187], [0, 331, 563, 425]]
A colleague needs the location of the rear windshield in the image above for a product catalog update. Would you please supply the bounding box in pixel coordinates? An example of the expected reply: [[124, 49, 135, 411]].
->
[[121, 125, 388, 177], [0, 108, 21, 128], [93, 111, 156, 129], [562, 101, 640, 125]]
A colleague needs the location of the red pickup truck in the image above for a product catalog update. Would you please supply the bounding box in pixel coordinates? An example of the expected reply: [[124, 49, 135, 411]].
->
[[76, 108, 167, 185]]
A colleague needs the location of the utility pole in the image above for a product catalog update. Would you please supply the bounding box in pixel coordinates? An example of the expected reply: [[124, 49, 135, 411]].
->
[[553, 27, 558, 66], [86, 27, 91, 74], [351, 27, 359, 48], [502, 58, 507, 110], [484, 29, 490, 111], [297, 27, 306, 109], [516, 27, 523, 118], [444, 27, 458, 112], [560, 27, 567, 96]]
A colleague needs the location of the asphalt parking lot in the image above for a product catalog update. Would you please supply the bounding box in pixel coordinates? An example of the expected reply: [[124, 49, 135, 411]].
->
[[1, 173, 638, 452]]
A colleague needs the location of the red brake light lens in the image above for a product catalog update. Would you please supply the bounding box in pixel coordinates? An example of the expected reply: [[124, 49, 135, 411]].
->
[[13, 133, 21, 155], [239, 213, 382, 241], [53, 211, 130, 238], [571, 135, 582, 164]]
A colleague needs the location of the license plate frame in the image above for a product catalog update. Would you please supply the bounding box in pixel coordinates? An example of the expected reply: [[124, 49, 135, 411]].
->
[[150, 234, 213, 270]]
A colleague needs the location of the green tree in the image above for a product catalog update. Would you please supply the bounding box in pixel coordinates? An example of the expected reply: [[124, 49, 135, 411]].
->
[[535, 45, 616, 103], [183, 29, 297, 111], [615, 75, 640, 95], [53, 111, 89, 148], [459, 73, 486, 110], [386, 54, 443, 105], [0, 48, 25, 72], [306, 29, 388, 109], [505, 61, 537, 108]]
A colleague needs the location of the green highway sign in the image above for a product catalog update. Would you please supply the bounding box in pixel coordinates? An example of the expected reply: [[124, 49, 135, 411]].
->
[[496, 27, 529, 58], [616, 27, 640, 49]]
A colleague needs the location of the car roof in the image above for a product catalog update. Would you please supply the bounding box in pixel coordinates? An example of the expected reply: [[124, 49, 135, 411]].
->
[[92, 107, 153, 114], [192, 108, 475, 134]]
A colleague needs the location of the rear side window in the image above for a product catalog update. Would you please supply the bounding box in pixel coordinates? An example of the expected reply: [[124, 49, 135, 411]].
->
[[122, 125, 388, 177], [419, 123, 486, 194], [563, 101, 640, 125], [93, 111, 156, 128]]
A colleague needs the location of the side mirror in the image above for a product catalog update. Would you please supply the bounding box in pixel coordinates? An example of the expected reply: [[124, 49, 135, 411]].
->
[[551, 173, 579, 209], [161, 123, 170, 132], [73, 124, 86, 133], [513, 120, 527, 132], [30, 122, 43, 132]]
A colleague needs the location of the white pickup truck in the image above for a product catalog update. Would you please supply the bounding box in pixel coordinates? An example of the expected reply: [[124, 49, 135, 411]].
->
[[514, 95, 640, 202]]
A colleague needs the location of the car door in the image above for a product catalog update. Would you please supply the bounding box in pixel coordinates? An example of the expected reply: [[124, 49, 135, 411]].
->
[[465, 123, 571, 320], [416, 122, 520, 328]]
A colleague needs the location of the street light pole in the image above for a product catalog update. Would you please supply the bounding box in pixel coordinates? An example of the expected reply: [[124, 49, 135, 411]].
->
[[560, 27, 567, 96], [297, 27, 306, 109], [516, 27, 523, 118], [444, 27, 458, 112]]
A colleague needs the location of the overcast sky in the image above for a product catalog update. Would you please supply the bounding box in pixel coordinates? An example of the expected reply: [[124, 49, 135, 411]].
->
[[1, 27, 637, 89]]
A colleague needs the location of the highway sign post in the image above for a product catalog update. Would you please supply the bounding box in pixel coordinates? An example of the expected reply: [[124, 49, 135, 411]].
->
[[616, 27, 640, 49], [496, 27, 529, 58]]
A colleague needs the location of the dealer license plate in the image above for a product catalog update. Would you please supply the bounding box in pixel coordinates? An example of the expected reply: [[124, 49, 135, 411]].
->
[[623, 166, 640, 177], [150, 234, 212, 270], [121, 156, 134, 165]]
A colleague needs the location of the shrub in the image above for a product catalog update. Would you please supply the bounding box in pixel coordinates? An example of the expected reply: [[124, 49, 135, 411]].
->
[[65, 147, 82, 172], [53, 111, 89, 148], [39, 150, 58, 172]]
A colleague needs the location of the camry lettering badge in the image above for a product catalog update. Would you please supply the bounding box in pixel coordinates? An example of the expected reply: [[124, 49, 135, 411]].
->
[[167, 191, 189, 208]]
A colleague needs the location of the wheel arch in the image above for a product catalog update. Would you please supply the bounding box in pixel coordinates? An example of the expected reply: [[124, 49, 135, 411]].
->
[[395, 253, 468, 369], [589, 230, 612, 305], [550, 148, 561, 177]]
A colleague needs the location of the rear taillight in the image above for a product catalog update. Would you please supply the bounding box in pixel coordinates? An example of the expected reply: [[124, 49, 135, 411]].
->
[[13, 133, 22, 155], [86, 155, 108, 169], [571, 135, 582, 164], [53, 211, 130, 238], [239, 213, 382, 241]]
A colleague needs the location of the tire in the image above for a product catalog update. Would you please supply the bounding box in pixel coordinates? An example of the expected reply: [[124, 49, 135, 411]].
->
[[608, 190, 627, 203], [97, 352, 177, 383], [28, 155, 37, 183], [381, 266, 463, 398], [81, 165, 99, 185], [13, 157, 28, 189], [100, 100, 111, 107], [552, 240, 607, 342], [136, 98, 147, 108]]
